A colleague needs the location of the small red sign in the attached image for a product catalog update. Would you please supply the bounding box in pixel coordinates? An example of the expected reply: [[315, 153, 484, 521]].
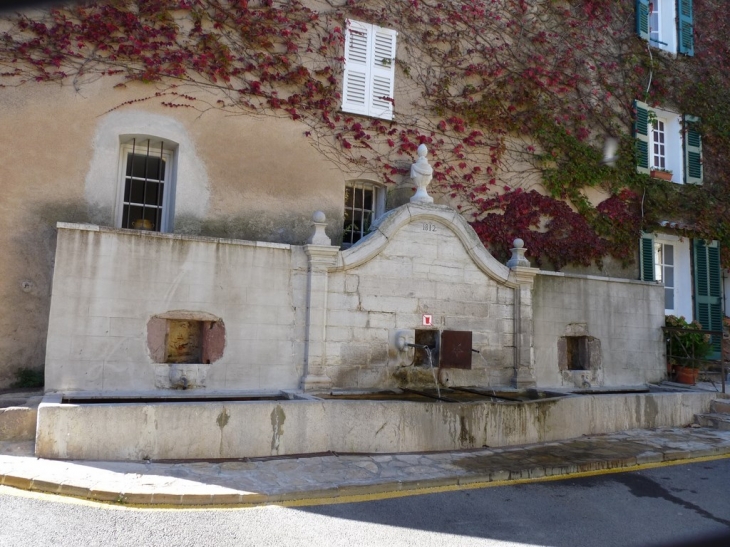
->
[[422, 314, 432, 326]]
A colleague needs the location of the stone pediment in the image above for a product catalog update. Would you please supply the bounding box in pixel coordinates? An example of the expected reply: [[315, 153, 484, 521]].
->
[[335, 203, 514, 286]]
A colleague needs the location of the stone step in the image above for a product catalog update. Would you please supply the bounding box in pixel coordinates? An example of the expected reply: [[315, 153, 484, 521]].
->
[[695, 413, 730, 431], [710, 399, 730, 414], [0, 392, 42, 442], [0, 406, 37, 441]]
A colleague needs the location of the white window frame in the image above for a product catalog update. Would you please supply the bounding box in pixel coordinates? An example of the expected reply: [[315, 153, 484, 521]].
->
[[648, 106, 684, 184], [654, 241, 675, 313], [342, 180, 385, 249], [649, 0, 677, 54], [651, 119, 667, 171], [341, 19, 397, 120], [115, 137, 176, 233], [653, 233, 693, 319]]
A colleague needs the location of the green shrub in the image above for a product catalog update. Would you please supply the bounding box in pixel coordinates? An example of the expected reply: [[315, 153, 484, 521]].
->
[[664, 315, 712, 369]]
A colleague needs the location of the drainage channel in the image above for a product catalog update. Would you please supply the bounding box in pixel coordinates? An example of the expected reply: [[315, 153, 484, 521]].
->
[[61, 395, 291, 404]]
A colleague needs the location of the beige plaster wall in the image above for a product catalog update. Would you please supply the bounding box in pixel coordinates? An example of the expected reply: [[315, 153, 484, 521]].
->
[[0, 80, 345, 387]]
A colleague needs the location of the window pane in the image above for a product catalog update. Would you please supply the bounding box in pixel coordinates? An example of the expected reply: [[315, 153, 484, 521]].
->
[[363, 189, 373, 210], [664, 244, 674, 265], [344, 187, 353, 208], [353, 187, 364, 208], [126, 153, 166, 180], [127, 180, 164, 206], [124, 205, 157, 229], [664, 266, 674, 288], [665, 288, 674, 310]]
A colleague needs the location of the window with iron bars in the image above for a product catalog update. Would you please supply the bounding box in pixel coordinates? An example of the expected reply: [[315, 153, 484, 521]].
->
[[117, 138, 175, 232]]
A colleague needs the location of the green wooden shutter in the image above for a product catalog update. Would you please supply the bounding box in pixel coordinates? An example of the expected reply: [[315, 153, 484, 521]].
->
[[678, 0, 694, 56], [694, 239, 723, 359], [684, 115, 702, 184], [640, 233, 655, 282], [636, 0, 650, 41], [634, 100, 650, 175]]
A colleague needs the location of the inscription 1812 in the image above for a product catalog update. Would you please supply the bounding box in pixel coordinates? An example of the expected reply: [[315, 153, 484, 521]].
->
[[422, 223, 437, 232]]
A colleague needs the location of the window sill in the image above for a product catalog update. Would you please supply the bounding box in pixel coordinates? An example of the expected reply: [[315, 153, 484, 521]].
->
[[650, 170, 673, 181]]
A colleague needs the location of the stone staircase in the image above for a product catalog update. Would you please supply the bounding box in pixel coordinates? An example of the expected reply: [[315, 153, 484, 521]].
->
[[695, 398, 730, 431]]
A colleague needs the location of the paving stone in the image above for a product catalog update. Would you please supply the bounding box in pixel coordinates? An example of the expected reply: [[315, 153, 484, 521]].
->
[[0, 427, 728, 505], [353, 461, 379, 474]]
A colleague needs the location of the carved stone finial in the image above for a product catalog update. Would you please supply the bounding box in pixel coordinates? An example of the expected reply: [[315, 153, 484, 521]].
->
[[506, 238, 530, 268], [410, 144, 434, 204], [307, 211, 332, 245]]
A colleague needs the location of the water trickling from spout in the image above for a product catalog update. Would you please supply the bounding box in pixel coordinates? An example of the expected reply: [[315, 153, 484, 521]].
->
[[403, 342, 441, 400], [424, 347, 441, 400]]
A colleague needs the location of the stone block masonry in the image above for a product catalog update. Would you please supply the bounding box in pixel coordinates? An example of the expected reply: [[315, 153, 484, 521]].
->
[[45, 200, 665, 394]]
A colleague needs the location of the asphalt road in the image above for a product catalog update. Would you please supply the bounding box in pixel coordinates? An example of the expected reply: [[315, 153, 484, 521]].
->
[[0, 459, 728, 547]]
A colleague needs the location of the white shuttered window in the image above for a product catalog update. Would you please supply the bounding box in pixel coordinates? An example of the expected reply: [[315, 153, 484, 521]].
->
[[342, 20, 397, 120]]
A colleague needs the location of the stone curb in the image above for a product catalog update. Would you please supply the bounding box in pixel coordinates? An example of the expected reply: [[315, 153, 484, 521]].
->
[[2, 445, 729, 507]]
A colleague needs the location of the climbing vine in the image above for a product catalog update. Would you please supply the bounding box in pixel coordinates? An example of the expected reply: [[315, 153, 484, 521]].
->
[[0, 0, 728, 268]]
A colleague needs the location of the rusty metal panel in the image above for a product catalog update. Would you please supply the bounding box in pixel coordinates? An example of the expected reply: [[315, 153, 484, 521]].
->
[[440, 330, 472, 369], [147, 317, 167, 363], [202, 320, 226, 364]]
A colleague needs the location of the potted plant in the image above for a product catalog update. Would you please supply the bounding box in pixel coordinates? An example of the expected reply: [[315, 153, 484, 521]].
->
[[650, 168, 673, 181], [664, 315, 713, 384]]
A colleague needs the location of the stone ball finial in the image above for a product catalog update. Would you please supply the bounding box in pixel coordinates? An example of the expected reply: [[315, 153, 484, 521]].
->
[[417, 143, 428, 158], [506, 236, 530, 268], [307, 210, 332, 246]]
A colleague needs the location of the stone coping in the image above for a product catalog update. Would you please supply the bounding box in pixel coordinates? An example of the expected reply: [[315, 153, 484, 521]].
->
[[537, 269, 659, 286], [56, 222, 292, 250]]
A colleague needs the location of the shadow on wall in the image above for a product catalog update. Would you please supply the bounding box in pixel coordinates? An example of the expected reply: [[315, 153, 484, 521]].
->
[[196, 209, 341, 245], [1, 200, 91, 388]]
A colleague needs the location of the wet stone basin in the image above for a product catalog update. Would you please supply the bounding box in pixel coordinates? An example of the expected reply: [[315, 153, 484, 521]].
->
[[61, 394, 291, 404], [315, 390, 437, 402], [314, 387, 570, 403]]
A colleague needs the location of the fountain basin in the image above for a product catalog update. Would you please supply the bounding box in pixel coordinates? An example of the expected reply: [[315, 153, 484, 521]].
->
[[314, 388, 570, 403], [35, 390, 721, 461]]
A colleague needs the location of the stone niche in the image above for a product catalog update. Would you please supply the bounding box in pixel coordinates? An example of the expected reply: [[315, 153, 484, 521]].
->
[[147, 311, 226, 390], [557, 323, 602, 388]]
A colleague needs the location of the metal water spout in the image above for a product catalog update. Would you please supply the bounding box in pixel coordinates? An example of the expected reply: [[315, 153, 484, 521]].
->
[[402, 342, 441, 399]]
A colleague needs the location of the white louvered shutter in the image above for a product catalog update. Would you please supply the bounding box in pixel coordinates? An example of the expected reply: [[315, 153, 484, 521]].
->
[[369, 25, 397, 120], [342, 20, 371, 116]]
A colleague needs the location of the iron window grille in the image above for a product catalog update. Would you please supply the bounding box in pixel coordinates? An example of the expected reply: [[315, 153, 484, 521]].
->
[[118, 138, 174, 232]]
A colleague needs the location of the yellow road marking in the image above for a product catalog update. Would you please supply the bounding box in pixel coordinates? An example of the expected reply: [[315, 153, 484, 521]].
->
[[1, 452, 728, 511]]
